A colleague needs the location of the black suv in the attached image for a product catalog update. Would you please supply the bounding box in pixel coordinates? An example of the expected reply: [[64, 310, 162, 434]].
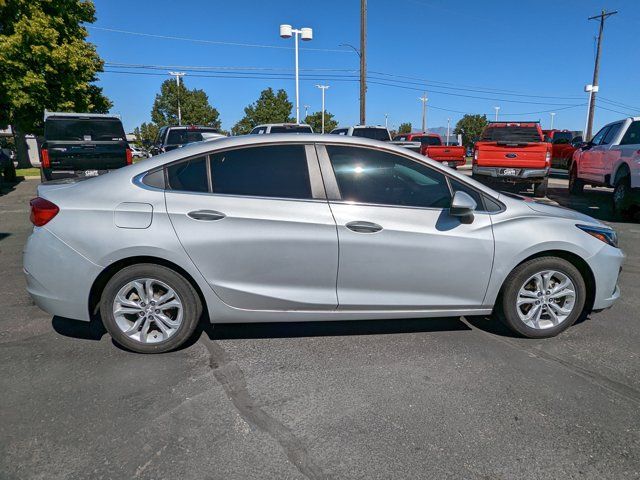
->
[[150, 126, 222, 155], [41, 112, 131, 181]]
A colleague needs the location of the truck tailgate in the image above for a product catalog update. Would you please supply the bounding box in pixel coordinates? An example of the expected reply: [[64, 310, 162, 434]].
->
[[424, 145, 466, 162], [47, 141, 128, 170], [475, 142, 548, 168]]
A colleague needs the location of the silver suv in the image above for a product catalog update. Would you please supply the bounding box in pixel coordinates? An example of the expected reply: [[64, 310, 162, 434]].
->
[[250, 123, 313, 134], [330, 125, 392, 141]]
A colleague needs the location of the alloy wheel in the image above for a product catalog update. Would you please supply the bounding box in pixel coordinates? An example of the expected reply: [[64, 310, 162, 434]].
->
[[516, 270, 576, 330]]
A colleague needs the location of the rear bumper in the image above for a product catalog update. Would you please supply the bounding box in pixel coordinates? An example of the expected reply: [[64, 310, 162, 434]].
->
[[473, 165, 549, 182], [42, 168, 116, 181], [23, 226, 102, 321]]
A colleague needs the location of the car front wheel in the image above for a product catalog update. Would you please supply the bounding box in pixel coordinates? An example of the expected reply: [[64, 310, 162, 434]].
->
[[100, 264, 202, 353], [498, 257, 586, 338]]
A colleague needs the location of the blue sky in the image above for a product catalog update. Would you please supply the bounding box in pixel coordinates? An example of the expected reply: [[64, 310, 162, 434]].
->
[[91, 0, 640, 133]]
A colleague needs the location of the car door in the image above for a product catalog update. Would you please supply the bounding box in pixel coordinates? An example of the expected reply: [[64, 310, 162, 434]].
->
[[317, 143, 494, 310], [597, 122, 624, 181], [164, 144, 339, 311], [580, 126, 610, 181]]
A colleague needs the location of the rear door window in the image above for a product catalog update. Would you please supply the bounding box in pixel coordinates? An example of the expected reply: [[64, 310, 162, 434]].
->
[[210, 145, 311, 199], [620, 121, 640, 145], [166, 156, 209, 193], [601, 123, 623, 145]]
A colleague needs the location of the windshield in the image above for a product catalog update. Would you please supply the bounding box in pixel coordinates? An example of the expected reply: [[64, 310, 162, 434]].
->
[[481, 125, 542, 143], [45, 118, 125, 142], [551, 132, 573, 143], [166, 127, 219, 145], [352, 128, 391, 141], [419, 136, 442, 146], [269, 125, 313, 133]]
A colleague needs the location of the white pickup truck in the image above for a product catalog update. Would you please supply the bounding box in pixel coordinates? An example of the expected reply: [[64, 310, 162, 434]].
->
[[570, 116, 640, 217]]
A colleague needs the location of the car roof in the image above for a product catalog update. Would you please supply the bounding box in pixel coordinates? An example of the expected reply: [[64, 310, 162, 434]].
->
[[254, 123, 312, 128]]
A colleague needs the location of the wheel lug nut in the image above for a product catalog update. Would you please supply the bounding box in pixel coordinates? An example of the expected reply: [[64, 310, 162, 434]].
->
[[155, 309, 160, 313]]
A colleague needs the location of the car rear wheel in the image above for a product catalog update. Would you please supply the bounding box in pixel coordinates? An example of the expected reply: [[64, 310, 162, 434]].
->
[[498, 257, 586, 338], [569, 166, 584, 195], [100, 264, 202, 353]]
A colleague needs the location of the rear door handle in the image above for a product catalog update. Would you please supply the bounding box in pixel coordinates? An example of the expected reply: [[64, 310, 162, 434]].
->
[[187, 210, 226, 221], [346, 221, 383, 233]]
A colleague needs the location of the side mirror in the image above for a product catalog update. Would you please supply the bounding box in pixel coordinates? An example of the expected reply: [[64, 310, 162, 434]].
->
[[450, 191, 476, 220]]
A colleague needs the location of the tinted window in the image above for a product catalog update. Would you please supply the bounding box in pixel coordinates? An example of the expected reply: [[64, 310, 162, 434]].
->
[[602, 123, 623, 145], [552, 131, 572, 144], [591, 126, 609, 145], [393, 135, 409, 141], [352, 128, 391, 141], [448, 178, 482, 210], [44, 118, 125, 141], [330, 129, 349, 135], [620, 121, 640, 145], [327, 145, 451, 208], [166, 156, 209, 193], [269, 125, 313, 133], [419, 136, 442, 146], [210, 145, 311, 199], [481, 124, 542, 143], [166, 128, 219, 146]]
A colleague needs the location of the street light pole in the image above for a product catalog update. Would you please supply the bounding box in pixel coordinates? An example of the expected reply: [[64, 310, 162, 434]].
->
[[550, 112, 556, 130], [315, 85, 329, 133], [168, 71, 185, 125], [494, 106, 500, 121], [280, 25, 313, 124], [384, 114, 389, 130], [419, 93, 428, 133], [583, 84, 598, 138], [446, 118, 451, 146], [304, 105, 310, 119]]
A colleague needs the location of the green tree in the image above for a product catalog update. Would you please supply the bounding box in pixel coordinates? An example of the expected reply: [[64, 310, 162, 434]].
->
[[231, 88, 293, 135], [133, 122, 159, 146], [0, 0, 111, 166], [151, 79, 221, 129], [454, 114, 488, 148], [398, 122, 412, 134], [304, 111, 338, 133]]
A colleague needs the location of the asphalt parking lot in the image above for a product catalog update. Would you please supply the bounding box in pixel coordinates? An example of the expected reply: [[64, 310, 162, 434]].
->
[[1, 176, 639, 480]]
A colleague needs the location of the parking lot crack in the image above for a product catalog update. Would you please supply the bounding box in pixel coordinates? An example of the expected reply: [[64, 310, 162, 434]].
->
[[201, 338, 331, 480]]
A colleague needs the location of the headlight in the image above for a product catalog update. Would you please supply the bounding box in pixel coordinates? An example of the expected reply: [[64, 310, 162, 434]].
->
[[576, 224, 618, 248]]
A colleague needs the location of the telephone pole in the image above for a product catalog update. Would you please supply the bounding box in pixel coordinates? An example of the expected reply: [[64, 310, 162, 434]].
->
[[359, 0, 367, 125], [585, 9, 617, 140], [419, 93, 428, 133]]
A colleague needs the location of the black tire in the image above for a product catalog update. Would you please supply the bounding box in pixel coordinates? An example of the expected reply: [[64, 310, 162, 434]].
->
[[533, 178, 548, 198], [100, 264, 202, 353], [568, 165, 584, 195], [612, 173, 632, 218], [497, 256, 586, 338]]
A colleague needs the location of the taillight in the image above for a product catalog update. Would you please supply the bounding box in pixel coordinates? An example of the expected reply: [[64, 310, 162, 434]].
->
[[545, 150, 551, 166], [126, 148, 133, 165], [29, 197, 59, 227], [473, 149, 478, 165], [41, 148, 50, 168]]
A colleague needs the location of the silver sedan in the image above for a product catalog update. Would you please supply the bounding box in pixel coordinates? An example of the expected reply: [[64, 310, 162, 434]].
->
[[24, 134, 624, 353]]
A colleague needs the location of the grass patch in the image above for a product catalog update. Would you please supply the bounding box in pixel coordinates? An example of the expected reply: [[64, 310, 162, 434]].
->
[[16, 168, 40, 177]]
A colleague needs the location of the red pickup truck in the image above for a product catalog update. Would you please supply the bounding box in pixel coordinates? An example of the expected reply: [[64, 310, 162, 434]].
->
[[472, 122, 551, 197], [543, 129, 578, 169], [391, 133, 466, 168]]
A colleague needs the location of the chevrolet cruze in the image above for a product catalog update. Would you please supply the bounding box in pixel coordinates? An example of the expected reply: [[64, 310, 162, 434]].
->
[[24, 135, 624, 353]]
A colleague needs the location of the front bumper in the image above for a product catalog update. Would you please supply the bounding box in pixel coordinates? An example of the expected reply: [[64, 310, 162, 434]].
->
[[587, 245, 625, 310], [473, 166, 549, 182], [24, 227, 102, 321]]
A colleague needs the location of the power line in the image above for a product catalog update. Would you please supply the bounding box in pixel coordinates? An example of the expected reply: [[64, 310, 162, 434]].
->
[[88, 26, 348, 53], [599, 97, 640, 113]]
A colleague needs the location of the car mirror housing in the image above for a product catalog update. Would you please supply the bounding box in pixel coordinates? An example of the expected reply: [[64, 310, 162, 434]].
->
[[450, 191, 477, 220]]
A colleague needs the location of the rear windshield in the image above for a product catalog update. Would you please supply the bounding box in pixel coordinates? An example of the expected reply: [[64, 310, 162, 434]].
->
[[549, 131, 573, 143], [45, 118, 125, 142], [166, 127, 219, 145], [352, 128, 391, 141], [331, 129, 349, 135], [419, 136, 442, 146], [269, 125, 313, 133], [481, 125, 541, 143]]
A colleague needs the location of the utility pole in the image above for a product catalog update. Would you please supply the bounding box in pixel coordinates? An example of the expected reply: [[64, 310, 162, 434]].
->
[[168, 71, 186, 125], [419, 93, 428, 133], [360, 0, 367, 125], [315, 85, 329, 133], [586, 9, 617, 140], [446, 118, 451, 146], [550, 112, 556, 130], [494, 106, 500, 121]]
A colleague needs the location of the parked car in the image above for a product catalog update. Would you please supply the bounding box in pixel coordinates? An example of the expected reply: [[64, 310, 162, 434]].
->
[[250, 123, 313, 134], [542, 129, 577, 169], [40, 112, 131, 181], [569, 117, 640, 217], [473, 121, 551, 197], [391, 133, 466, 168], [25, 134, 623, 353], [330, 125, 392, 141], [150, 125, 222, 155], [128, 144, 148, 160]]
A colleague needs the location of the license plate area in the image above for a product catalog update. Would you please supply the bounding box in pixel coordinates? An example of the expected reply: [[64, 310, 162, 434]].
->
[[500, 168, 520, 176], [83, 170, 99, 177]]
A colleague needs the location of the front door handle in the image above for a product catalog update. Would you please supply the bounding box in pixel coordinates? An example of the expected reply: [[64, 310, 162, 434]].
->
[[346, 221, 383, 233], [187, 210, 226, 221]]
